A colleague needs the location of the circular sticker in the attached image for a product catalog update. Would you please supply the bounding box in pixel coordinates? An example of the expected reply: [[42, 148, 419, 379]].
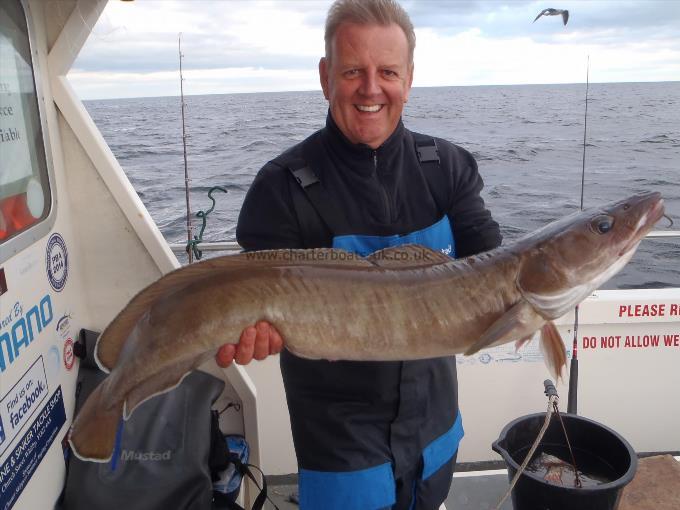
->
[[63, 338, 75, 370], [46, 233, 68, 292], [56, 313, 72, 340]]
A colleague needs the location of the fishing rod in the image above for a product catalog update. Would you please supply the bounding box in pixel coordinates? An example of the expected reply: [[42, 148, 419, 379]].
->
[[568, 56, 590, 414], [179, 33, 194, 264]]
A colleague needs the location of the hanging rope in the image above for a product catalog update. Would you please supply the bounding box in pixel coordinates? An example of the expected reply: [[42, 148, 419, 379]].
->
[[494, 395, 558, 510], [495, 379, 583, 509], [186, 186, 228, 261]]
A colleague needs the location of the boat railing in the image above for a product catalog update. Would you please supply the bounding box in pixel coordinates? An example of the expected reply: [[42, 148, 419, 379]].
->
[[168, 230, 680, 255], [169, 240, 242, 254]]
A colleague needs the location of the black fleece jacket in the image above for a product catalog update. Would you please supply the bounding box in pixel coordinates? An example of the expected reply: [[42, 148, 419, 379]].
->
[[236, 113, 501, 256]]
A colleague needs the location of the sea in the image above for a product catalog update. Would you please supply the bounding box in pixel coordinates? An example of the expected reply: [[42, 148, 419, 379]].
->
[[84, 82, 680, 289]]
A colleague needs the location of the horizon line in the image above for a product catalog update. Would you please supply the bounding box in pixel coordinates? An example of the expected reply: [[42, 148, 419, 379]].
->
[[80, 79, 679, 102]]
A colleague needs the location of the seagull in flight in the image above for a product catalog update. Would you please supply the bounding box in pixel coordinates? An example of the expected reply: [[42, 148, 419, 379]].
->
[[533, 8, 569, 26]]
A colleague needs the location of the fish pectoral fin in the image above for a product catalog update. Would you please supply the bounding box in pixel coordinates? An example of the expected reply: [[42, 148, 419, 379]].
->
[[539, 321, 567, 381], [464, 301, 544, 356], [366, 244, 451, 268], [123, 357, 204, 420]]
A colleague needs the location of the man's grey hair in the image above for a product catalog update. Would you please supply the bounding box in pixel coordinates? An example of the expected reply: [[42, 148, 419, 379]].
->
[[324, 0, 416, 65]]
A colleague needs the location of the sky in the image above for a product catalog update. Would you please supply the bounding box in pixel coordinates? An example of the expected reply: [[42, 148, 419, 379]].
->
[[69, 0, 680, 100]]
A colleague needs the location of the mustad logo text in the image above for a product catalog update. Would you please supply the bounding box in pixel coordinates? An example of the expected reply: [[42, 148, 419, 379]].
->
[[120, 449, 172, 462]]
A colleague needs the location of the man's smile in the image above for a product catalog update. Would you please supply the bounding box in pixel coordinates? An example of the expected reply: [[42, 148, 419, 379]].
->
[[355, 104, 383, 113]]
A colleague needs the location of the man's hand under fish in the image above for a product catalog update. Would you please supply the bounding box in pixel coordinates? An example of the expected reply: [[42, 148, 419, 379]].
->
[[68, 192, 665, 462], [215, 321, 283, 367]]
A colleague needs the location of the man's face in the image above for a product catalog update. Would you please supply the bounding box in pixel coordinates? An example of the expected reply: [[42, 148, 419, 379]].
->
[[319, 22, 413, 149]]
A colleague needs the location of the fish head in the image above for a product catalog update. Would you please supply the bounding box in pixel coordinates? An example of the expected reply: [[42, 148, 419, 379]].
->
[[517, 192, 664, 319]]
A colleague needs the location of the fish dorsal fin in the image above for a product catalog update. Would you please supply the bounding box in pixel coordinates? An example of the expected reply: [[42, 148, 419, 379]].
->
[[95, 248, 370, 371], [366, 244, 451, 268], [197, 248, 372, 268], [194, 248, 372, 269], [285, 248, 374, 268], [464, 300, 544, 356]]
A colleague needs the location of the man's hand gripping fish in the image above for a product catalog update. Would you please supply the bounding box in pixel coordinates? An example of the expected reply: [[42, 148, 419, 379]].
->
[[69, 192, 665, 462]]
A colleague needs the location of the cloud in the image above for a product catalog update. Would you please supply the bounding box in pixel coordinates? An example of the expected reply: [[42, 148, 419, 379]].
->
[[70, 0, 680, 99], [77, 0, 327, 72], [405, 0, 680, 41], [419, 34, 680, 88]]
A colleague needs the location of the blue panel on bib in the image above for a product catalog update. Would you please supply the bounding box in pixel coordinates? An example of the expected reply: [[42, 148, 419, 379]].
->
[[422, 413, 464, 480], [328, 215, 460, 499], [299, 462, 396, 510], [332, 215, 455, 257]]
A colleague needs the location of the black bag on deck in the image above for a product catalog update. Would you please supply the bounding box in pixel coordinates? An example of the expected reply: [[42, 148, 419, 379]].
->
[[61, 330, 225, 510]]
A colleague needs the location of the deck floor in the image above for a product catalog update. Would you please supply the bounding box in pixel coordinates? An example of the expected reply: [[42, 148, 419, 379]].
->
[[265, 470, 514, 509]]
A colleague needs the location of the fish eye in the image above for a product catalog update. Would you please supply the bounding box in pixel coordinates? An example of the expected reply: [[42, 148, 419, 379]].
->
[[591, 215, 614, 234]]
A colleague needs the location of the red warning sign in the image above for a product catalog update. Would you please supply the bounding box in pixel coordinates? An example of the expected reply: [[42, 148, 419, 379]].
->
[[582, 333, 680, 350], [617, 303, 680, 318]]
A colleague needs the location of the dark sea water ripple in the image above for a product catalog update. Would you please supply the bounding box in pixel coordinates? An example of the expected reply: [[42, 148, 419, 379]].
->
[[85, 82, 680, 289]]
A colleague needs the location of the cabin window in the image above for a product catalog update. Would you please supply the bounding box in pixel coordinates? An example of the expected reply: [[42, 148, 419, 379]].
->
[[0, 0, 52, 252]]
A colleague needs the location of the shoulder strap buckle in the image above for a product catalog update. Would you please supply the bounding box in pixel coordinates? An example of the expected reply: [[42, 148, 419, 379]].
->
[[416, 140, 440, 164], [290, 165, 319, 188], [285, 159, 349, 240]]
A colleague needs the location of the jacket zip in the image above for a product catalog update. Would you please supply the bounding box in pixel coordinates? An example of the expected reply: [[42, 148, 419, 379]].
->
[[373, 149, 393, 222]]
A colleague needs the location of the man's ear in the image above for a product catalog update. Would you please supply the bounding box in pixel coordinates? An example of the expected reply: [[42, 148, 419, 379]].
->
[[319, 57, 330, 100]]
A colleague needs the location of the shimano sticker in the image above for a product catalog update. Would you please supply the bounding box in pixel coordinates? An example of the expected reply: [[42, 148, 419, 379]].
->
[[0, 295, 53, 373]]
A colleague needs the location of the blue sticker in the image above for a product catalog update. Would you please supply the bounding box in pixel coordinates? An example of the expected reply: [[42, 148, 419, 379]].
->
[[45, 233, 68, 292], [0, 387, 66, 509], [0, 356, 50, 457]]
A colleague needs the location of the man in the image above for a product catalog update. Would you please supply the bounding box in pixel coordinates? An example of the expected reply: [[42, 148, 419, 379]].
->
[[216, 1, 501, 508]]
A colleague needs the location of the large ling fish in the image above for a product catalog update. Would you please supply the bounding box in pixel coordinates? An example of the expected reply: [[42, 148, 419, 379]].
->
[[70, 192, 664, 461]]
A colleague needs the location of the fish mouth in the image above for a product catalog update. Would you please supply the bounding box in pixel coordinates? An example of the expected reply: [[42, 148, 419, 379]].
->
[[619, 192, 664, 256]]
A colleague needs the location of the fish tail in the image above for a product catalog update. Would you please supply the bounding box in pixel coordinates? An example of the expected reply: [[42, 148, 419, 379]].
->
[[540, 321, 567, 382], [68, 381, 123, 463]]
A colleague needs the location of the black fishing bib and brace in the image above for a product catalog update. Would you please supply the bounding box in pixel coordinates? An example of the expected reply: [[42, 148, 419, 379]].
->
[[280, 134, 461, 510], [237, 113, 500, 510]]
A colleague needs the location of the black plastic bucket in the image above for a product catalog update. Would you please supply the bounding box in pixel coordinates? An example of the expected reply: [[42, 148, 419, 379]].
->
[[492, 413, 637, 510]]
